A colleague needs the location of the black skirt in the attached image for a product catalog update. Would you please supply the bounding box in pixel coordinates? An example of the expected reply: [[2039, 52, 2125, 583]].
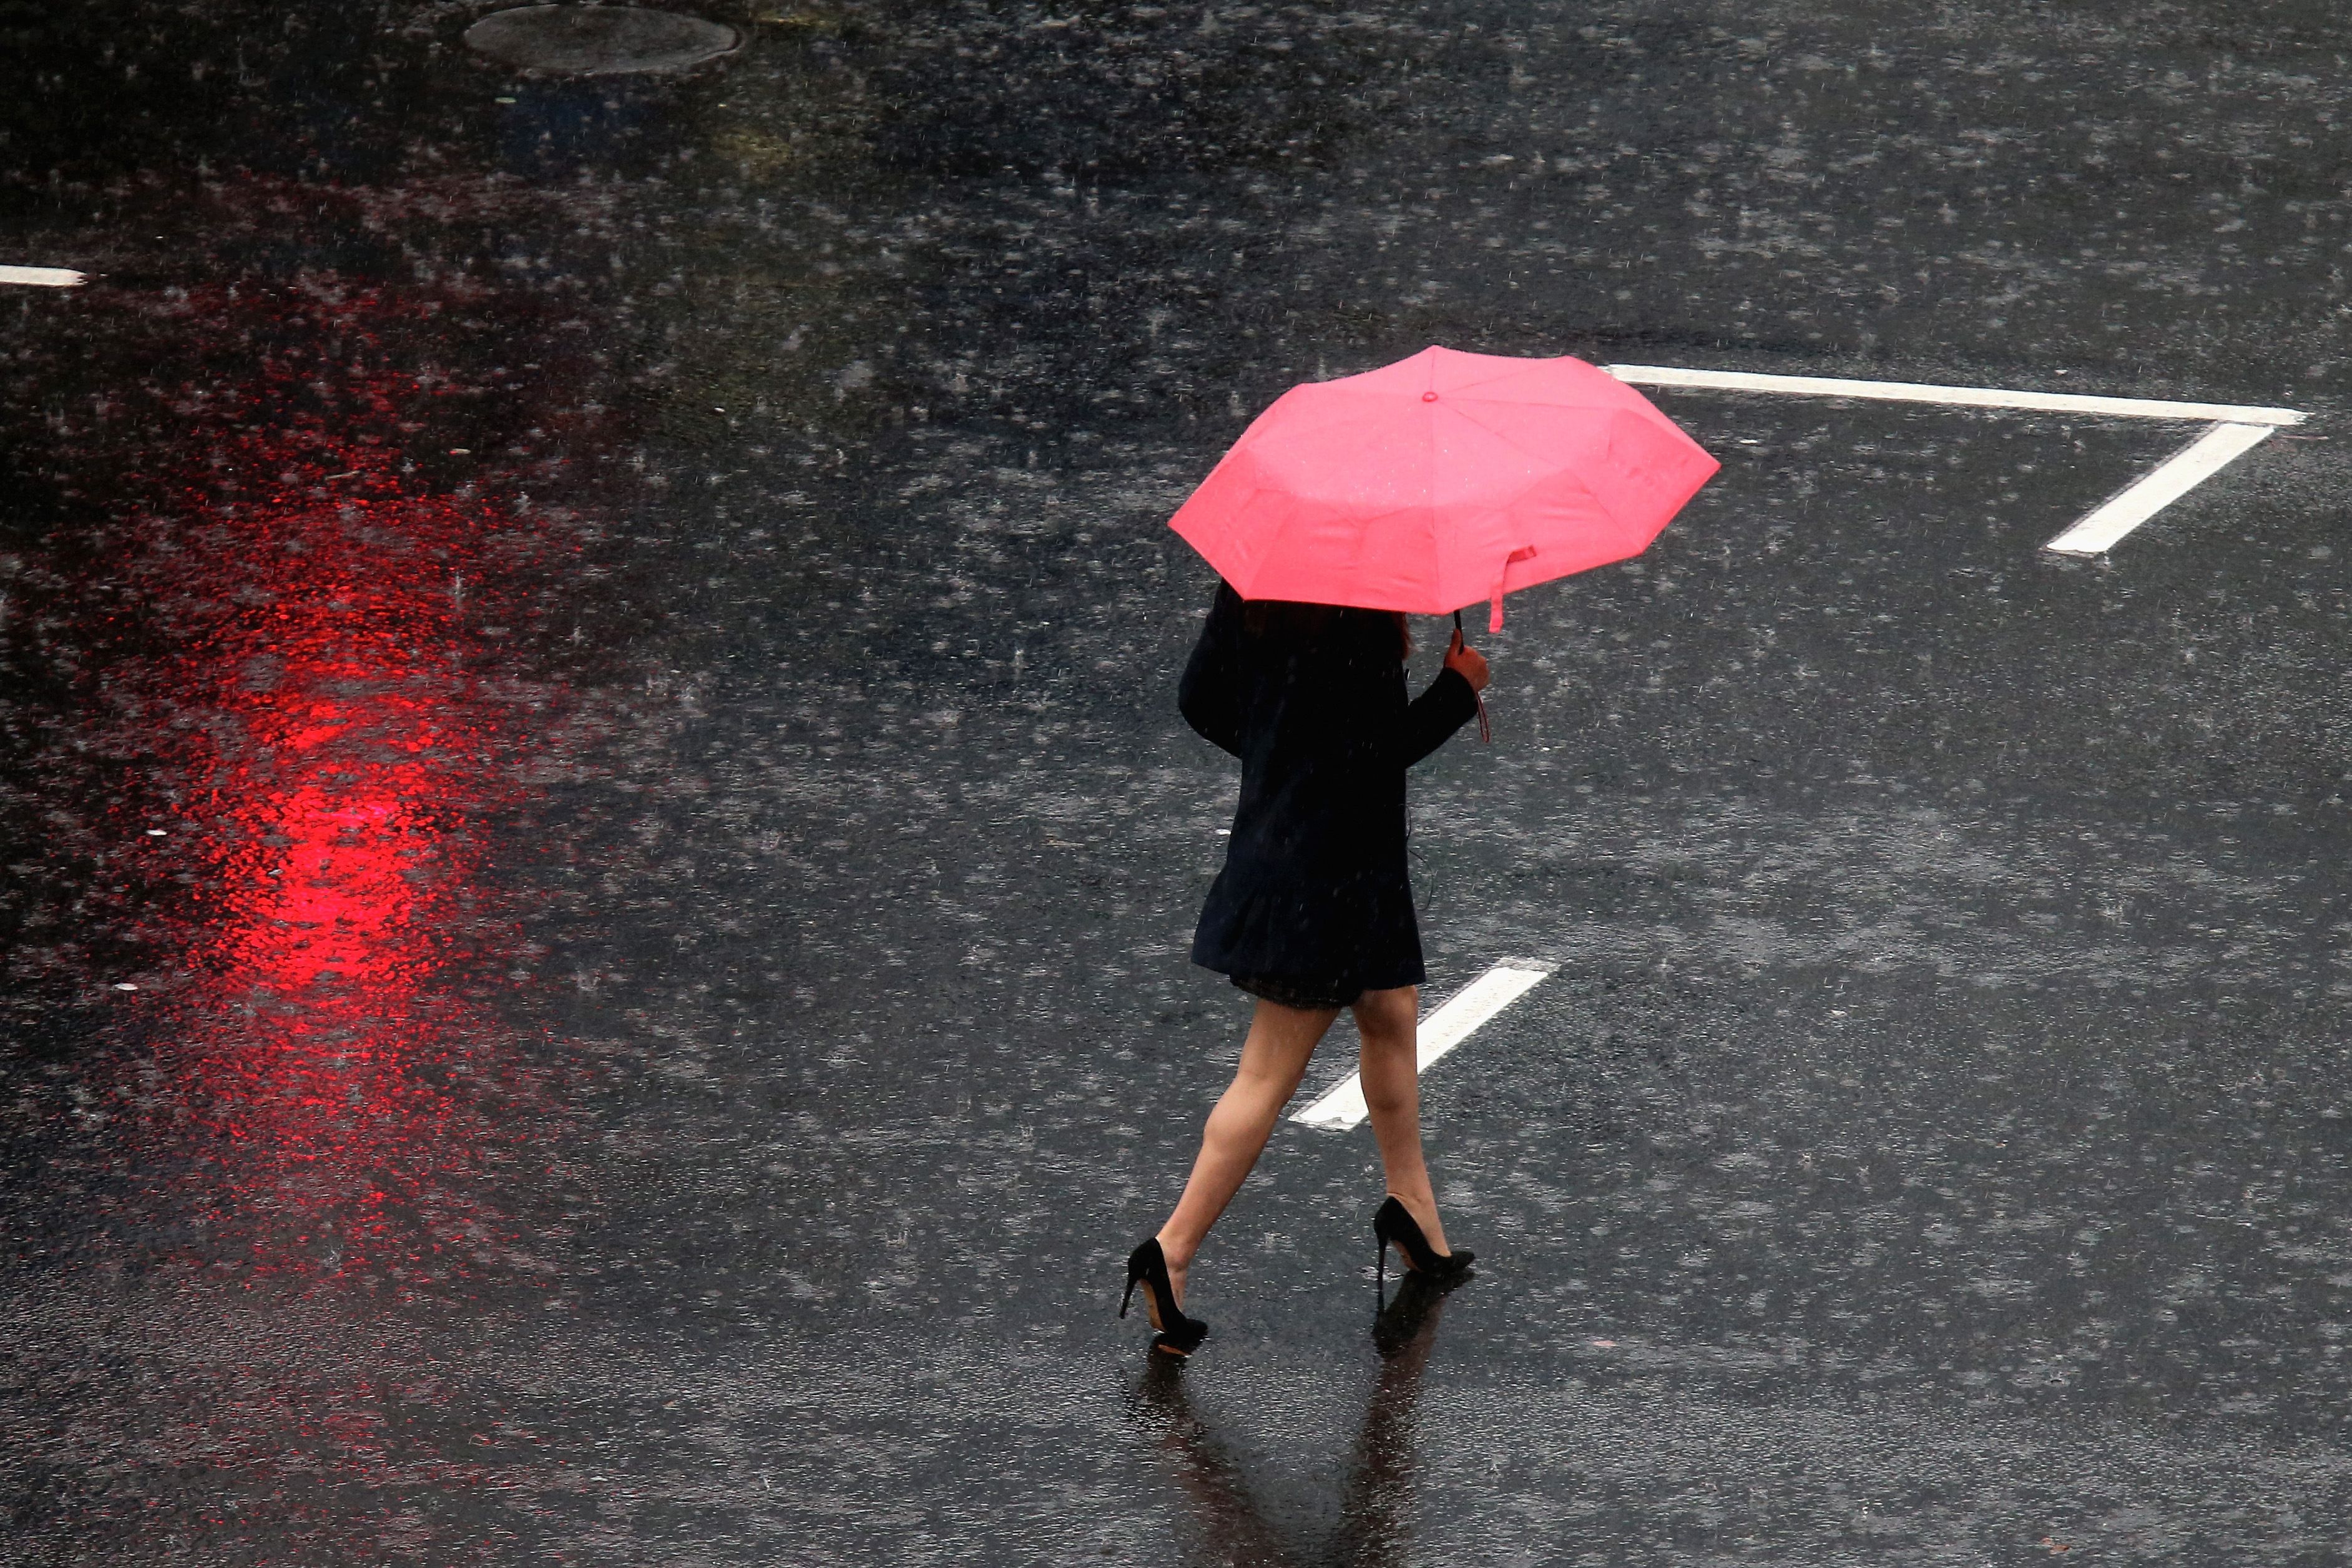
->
[[1230, 972, 1363, 1011]]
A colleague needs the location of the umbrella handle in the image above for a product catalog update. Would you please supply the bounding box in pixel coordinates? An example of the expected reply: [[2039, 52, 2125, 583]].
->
[[1452, 610, 1491, 745]]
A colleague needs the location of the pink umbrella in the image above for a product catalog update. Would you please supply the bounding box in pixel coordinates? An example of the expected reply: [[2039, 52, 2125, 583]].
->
[[1170, 346, 1718, 632]]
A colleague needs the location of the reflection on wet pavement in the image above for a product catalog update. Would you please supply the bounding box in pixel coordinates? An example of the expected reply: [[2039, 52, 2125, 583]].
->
[[1, 284, 594, 1547], [1132, 1275, 1456, 1568], [139, 298, 564, 1283]]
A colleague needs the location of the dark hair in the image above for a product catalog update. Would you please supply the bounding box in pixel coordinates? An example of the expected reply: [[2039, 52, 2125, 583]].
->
[[1240, 599, 1411, 660]]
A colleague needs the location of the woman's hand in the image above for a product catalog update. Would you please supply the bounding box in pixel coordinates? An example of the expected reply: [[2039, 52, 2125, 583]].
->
[[1445, 628, 1490, 693]]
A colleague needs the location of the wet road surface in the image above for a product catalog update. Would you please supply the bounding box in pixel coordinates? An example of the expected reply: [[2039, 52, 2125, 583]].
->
[[4, 2, 2352, 1562]]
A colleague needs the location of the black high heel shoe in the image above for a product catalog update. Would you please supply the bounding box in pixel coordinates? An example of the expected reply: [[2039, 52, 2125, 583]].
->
[[1120, 1238, 1210, 1355], [1373, 1196, 1474, 1290]]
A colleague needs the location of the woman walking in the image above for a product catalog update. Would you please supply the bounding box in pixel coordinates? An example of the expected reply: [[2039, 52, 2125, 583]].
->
[[1120, 582, 1490, 1353]]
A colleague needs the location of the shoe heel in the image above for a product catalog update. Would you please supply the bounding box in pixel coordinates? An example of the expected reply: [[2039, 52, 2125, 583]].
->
[[1121, 1238, 1208, 1355], [1372, 1195, 1474, 1285]]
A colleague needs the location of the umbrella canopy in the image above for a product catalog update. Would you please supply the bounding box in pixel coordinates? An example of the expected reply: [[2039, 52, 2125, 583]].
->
[[1170, 346, 1719, 630]]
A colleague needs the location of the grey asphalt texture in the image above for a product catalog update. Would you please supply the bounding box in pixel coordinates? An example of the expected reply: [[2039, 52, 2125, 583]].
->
[[4, 1, 2351, 1563]]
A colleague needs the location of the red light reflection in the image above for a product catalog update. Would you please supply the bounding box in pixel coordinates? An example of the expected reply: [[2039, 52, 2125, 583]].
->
[[130, 291, 568, 1282]]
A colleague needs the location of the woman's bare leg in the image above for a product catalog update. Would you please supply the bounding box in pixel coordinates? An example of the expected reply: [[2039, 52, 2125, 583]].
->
[[1353, 985, 1451, 1256], [1155, 999, 1339, 1305]]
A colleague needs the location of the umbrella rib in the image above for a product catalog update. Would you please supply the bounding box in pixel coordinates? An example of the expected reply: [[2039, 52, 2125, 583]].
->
[[1233, 392, 1425, 488], [1437, 399, 1660, 543], [1251, 499, 1453, 609], [1423, 390, 1442, 606], [1431, 356, 1638, 403], [1434, 403, 1662, 572], [1420, 399, 1564, 610], [1434, 398, 1601, 484], [1431, 361, 1552, 397], [1265, 393, 1415, 447], [1218, 475, 1283, 595]]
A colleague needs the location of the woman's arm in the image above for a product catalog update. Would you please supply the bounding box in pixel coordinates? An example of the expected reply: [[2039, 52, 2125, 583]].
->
[[1178, 584, 1245, 757], [1396, 629, 1489, 767], [1398, 667, 1479, 767]]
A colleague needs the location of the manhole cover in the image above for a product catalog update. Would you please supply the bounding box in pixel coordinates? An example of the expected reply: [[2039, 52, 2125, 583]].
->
[[464, 6, 740, 74]]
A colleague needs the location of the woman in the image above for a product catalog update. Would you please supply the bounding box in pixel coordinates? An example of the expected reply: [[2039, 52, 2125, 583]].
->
[[1119, 581, 1491, 1353]]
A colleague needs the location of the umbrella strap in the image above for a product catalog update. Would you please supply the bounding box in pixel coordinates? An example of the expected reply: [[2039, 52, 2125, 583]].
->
[[1489, 546, 1537, 634]]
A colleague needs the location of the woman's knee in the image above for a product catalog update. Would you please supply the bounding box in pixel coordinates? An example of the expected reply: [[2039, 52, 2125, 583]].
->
[[1228, 1056, 1301, 1102], [1353, 985, 1418, 1046], [1230, 1041, 1318, 1104]]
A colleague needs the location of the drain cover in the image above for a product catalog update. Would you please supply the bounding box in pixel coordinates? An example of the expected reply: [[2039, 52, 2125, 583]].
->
[[464, 6, 740, 74]]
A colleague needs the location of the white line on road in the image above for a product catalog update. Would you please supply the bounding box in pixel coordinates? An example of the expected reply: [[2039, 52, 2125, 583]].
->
[[2044, 421, 2281, 555], [0, 266, 87, 288], [1291, 963, 1552, 1131], [1604, 364, 2307, 427], [1603, 363, 2311, 554]]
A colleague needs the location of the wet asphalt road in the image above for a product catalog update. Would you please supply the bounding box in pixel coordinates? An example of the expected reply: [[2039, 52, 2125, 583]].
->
[[5, 1, 2352, 1562]]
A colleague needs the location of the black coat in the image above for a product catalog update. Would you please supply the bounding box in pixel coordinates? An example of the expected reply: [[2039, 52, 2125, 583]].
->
[[1179, 582, 1481, 991]]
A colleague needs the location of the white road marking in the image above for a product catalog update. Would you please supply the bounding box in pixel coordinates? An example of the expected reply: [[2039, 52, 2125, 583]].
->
[[1602, 363, 2310, 554], [1603, 364, 2306, 427], [2045, 421, 2280, 555], [0, 266, 87, 288], [1290, 963, 1552, 1130]]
